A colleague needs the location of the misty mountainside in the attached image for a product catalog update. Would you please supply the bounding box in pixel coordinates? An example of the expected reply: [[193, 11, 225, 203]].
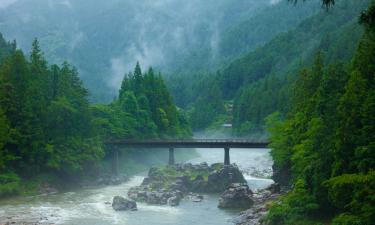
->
[[0, 0, 320, 102], [178, 0, 369, 133]]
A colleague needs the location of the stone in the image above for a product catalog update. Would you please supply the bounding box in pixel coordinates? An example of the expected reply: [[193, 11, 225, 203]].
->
[[112, 196, 137, 211], [38, 183, 58, 195], [141, 177, 151, 185], [207, 164, 247, 192], [191, 175, 208, 192], [218, 183, 254, 209], [265, 183, 281, 194], [167, 196, 181, 206], [190, 194, 204, 202], [127, 163, 248, 207]]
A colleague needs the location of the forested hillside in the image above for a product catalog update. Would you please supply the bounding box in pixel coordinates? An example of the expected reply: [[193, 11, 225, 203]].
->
[[0, 36, 189, 196], [178, 0, 369, 135], [265, 1, 375, 223], [0, 0, 319, 102]]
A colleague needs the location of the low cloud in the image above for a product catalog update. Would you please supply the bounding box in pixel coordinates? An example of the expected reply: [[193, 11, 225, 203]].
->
[[270, 0, 282, 5], [0, 0, 18, 9], [108, 43, 165, 90]]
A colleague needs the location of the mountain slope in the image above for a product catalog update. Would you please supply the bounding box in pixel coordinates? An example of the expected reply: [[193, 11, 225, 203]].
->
[[0, 0, 320, 102], [182, 0, 369, 134]]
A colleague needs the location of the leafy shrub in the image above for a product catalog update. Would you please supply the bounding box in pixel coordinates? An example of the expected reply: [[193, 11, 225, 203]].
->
[[324, 171, 375, 225], [266, 179, 319, 225], [332, 214, 365, 225], [0, 172, 21, 197]]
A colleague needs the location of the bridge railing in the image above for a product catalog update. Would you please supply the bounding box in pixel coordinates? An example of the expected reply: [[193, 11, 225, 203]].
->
[[106, 139, 270, 144]]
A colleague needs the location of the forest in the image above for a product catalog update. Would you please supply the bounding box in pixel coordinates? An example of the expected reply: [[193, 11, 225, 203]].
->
[[263, 1, 375, 224], [0, 0, 373, 224], [0, 37, 190, 196]]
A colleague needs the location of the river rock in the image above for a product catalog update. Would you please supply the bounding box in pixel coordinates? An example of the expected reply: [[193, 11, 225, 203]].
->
[[265, 183, 281, 194], [38, 183, 58, 195], [218, 183, 254, 209], [128, 185, 182, 206], [112, 196, 137, 211], [233, 185, 282, 225], [191, 175, 207, 192], [128, 163, 248, 207], [188, 193, 204, 202], [206, 164, 247, 192], [233, 205, 267, 225], [167, 196, 181, 206]]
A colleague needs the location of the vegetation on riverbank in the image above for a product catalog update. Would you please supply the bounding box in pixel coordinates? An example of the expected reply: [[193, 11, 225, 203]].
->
[[264, 1, 375, 224], [0, 36, 191, 198]]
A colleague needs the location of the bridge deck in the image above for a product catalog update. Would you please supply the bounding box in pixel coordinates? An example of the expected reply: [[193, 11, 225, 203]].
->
[[107, 139, 270, 149]]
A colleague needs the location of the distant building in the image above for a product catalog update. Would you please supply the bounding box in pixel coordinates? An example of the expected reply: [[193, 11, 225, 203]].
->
[[222, 123, 233, 128]]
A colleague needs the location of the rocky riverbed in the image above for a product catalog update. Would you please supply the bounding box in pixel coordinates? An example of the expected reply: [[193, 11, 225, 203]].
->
[[0, 148, 275, 225], [117, 162, 281, 225], [126, 163, 246, 206], [232, 183, 281, 225]]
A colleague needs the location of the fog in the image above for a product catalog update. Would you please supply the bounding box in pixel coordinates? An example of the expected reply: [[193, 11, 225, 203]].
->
[[0, 0, 18, 9], [0, 0, 310, 101]]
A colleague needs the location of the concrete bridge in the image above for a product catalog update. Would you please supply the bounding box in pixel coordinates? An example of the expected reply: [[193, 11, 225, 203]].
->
[[107, 139, 270, 174]]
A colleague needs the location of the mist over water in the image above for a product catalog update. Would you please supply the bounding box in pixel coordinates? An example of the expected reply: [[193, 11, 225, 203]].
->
[[0, 148, 273, 225]]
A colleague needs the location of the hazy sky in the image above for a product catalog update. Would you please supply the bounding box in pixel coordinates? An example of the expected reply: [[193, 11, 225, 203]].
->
[[0, 0, 18, 9]]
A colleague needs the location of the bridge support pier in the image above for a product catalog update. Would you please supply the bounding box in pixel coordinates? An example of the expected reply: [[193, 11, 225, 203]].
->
[[224, 147, 230, 166], [169, 148, 175, 165], [112, 147, 119, 175]]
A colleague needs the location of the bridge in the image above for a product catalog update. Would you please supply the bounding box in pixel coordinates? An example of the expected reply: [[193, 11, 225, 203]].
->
[[107, 139, 270, 174]]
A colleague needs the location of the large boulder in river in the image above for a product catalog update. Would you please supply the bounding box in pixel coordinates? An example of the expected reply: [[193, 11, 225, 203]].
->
[[128, 185, 183, 206], [112, 196, 137, 211], [218, 183, 254, 209], [206, 164, 247, 192], [190, 164, 247, 193], [170, 176, 191, 193], [191, 175, 208, 192]]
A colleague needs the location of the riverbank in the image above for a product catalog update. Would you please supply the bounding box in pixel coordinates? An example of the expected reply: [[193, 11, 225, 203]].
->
[[0, 148, 273, 225], [0, 149, 199, 201]]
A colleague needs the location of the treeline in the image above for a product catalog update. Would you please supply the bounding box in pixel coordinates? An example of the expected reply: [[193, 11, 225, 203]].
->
[[0, 36, 190, 197], [265, 2, 375, 224], [168, 0, 369, 135], [0, 38, 103, 195], [226, 0, 368, 136], [91, 62, 191, 140]]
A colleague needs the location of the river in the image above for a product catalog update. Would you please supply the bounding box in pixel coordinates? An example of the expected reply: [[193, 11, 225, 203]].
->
[[0, 148, 273, 225]]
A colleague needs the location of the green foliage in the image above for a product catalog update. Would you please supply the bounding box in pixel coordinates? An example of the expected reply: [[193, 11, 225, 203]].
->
[[324, 172, 375, 224], [266, 1, 375, 223], [103, 64, 192, 139], [170, 0, 368, 134], [233, 75, 289, 135], [0, 39, 104, 179], [266, 179, 319, 225], [0, 35, 192, 197], [0, 34, 15, 64], [332, 214, 365, 225], [189, 78, 225, 130], [0, 172, 21, 197]]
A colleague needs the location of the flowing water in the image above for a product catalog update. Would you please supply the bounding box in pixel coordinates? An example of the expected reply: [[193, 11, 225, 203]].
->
[[0, 148, 273, 225]]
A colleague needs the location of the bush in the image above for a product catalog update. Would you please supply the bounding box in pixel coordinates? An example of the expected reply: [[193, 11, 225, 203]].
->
[[0, 172, 21, 197], [332, 214, 365, 225], [265, 179, 319, 225], [324, 171, 375, 225]]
